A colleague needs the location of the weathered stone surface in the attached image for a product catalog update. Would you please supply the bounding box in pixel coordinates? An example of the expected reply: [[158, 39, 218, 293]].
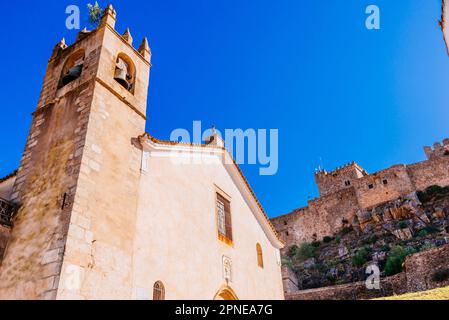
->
[[405, 244, 449, 292], [392, 228, 413, 240], [286, 273, 407, 300]]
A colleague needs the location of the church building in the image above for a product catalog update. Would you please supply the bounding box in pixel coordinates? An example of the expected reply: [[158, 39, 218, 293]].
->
[[0, 5, 284, 300]]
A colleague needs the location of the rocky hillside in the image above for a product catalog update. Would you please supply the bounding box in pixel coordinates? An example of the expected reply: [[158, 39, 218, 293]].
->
[[283, 185, 449, 291]]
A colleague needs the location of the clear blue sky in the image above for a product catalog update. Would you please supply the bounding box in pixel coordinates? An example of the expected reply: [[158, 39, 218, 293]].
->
[[0, 0, 448, 217]]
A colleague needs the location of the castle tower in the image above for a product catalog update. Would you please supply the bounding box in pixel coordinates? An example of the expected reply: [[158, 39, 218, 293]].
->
[[424, 139, 449, 160], [0, 5, 151, 299], [315, 162, 368, 197]]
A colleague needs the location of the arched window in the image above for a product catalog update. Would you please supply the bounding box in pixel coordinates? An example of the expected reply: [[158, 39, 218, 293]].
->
[[59, 50, 85, 88], [153, 281, 165, 300], [114, 53, 136, 93], [256, 243, 264, 268]]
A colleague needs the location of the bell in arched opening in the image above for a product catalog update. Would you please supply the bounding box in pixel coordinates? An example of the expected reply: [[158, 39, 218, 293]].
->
[[62, 64, 83, 86], [60, 54, 85, 87], [114, 57, 132, 90]]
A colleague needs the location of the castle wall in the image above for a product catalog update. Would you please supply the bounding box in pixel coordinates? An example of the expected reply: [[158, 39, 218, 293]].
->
[[308, 188, 360, 240], [132, 151, 284, 300], [273, 150, 449, 247], [354, 165, 414, 209], [407, 157, 449, 191], [272, 188, 360, 248]]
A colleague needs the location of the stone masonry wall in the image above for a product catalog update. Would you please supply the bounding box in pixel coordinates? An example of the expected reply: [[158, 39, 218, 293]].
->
[[0, 28, 103, 300], [405, 244, 449, 292], [285, 273, 407, 300], [0, 7, 151, 300], [354, 165, 414, 210], [408, 157, 449, 192], [272, 188, 360, 251], [56, 23, 150, 300]]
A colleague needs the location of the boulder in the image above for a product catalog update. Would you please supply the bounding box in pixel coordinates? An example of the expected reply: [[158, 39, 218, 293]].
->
[[338, 246, 349, 258], [302, 258, 316, 269], [392, 228, 413, 240]]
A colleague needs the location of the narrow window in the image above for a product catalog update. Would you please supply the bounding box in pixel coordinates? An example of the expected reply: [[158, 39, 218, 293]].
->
[[256, 243, 264, 268], [345, 180, 351, 186], [383, 179, 388, 185], [216, 193, 232, 244], [284, 221, 288, 226], [368, 184, 374, 189], [153, 281, 165, 300]]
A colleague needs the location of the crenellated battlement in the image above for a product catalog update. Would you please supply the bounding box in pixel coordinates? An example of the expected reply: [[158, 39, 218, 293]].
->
[[315, 161, 368, 178], [424, 139, 449, 160]]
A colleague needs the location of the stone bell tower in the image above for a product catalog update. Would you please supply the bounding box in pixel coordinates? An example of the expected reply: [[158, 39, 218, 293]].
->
[[0, 5, 151, 299]]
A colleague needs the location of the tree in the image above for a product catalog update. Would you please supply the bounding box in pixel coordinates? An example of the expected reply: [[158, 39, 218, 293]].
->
[[87, 2, 103, 28]]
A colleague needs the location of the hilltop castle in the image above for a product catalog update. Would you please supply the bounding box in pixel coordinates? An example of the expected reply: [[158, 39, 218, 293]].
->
[[0, 5, 284, 300], [272, 140, 449, 246]]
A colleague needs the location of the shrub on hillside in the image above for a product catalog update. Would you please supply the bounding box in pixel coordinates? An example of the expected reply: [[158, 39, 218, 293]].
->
[[384, 246, 417, 276], [362, 234, 378, 245], [424, 225, 440, 234], [398, 220, 408, 229], [417, 229, 429, 238], [352, 246, 371, 267], [417, 185, 449, 202], [323, 236, 334, 243], [311, 241, 321, 248], [340, 226, 353, 236], [420, 243, 436, 252], [288, 245, 299, 258], [296, 243, 317, 262]]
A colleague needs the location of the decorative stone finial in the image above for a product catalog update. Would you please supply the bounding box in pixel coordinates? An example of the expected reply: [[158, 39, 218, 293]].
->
[[51, 37, 67, 59], [76, 28, 91, 42], [139, 37, 152, 62], [123, 28, 133, 45], [100, 3, 117, 28], [205, 125, 225, 148], [104, 4, 116, 17]]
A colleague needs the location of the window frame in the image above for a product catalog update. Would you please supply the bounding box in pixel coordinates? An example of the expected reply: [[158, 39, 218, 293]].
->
[[256, 243, 264, 269], [215, 187, 233, 246]]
